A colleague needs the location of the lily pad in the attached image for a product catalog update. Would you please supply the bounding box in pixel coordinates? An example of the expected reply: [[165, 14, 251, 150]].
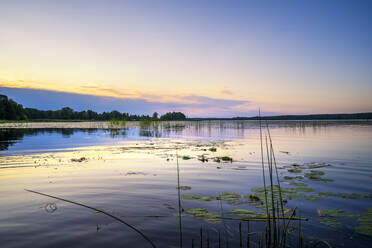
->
[[309, 170, 325, 176], [186, 208, 221, 224], [321, 209, 359, 219], [186, 208, 207, 215], [244, 194, 260, 201], [181, 194, 216, 202], [304, 173, 333, 182], [288, 168, 302, 173], [218, 192, 241, 201], [231, 209, 257, 217], [318, 217, 342, 227]]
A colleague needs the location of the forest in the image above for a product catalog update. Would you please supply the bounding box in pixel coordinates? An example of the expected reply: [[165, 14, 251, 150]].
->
[[0, 94, 186, 121]]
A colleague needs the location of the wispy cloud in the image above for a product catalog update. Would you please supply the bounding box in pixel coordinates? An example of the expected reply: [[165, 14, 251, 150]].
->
[[0, 84, 256, 117]]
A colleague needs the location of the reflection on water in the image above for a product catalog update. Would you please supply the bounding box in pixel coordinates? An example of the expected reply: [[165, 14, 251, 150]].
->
[[1, 120, 370, 152], [0, 120, 372, 247]]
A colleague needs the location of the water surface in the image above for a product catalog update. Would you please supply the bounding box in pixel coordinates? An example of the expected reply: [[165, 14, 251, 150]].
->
[[1, 120, 371, 247]]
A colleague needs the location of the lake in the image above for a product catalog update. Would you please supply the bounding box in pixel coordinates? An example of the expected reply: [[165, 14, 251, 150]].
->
[[0, 120, 372, 248]]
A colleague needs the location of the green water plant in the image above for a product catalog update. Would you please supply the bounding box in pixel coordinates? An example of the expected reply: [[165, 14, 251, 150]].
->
[[186, 208, 221, 224], [318, 217, 342, 227], [356, 208, 372, 236], [181, 194, 216, 202]]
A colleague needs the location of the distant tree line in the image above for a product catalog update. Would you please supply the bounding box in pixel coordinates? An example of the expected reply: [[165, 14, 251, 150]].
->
[[0, 94, 187, 121], [0, 95, 27, 120], [232, 113, 372, 120]]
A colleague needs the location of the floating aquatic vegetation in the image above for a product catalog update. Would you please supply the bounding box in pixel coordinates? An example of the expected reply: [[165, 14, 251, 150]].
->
[[356, 208, 372, 236], [181, 194, 216, 202], [288, 168, 302, 173], [286, 192, 307, 200], [244, 194, 260, 201], [318, 217, 342, 227], [284, 176, 304, 180], [317, 192, 336, 197], [320, 209, 359, 219], [217, 192, 240, 201], [291, 163, 305, 168], [285, 192, 322, 201], [208, 147, 217, 152], [216, 192, 249, 205], [302, 195, 323, 201], [308, 170, 325, 176], [317, 192, 372, 199], [304, 172, 333, 182], [230, 209, 257, 217], [182, 155, 191, 160], [306, 162, 331, 169], [198, 155, 208, 162], [220, 156, 233, 162], [186, 208, 221, 224], [177, 186, 192, 191], [71, 157, 86, 162], [186, 207, 207, 215]]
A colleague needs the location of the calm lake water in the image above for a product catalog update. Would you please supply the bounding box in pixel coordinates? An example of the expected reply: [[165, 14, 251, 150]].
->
[[0, 120, 372, 248]]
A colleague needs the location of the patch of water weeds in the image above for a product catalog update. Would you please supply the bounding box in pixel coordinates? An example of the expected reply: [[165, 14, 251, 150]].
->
[[288, 168, 302, 173], [318, 217, 342, 227], [208, 147, 217, 152], [217, 192, 247, 205], [284, 176, 304, 180], [220, 156, 233, 162], [304, 171, 333, 182], [356, 208, 372, 236], [250, 185, 321, 202], [181, 194, 216, 202], [217, 192, 240, 201], [186, 208, 221, 224], [230, 209, 258, 217], [71, 157, 87, 162], [317, 192, 372, 199], [177, 186, 192, 191], [318, 209, 359, 219], [244, 194, 260, 201]]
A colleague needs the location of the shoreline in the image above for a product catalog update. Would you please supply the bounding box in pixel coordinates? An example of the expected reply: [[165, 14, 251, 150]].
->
[[0, 119, 370, 129]]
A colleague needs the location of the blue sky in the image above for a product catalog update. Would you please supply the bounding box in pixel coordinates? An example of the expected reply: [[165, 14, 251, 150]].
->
[[0, 0, 371, 117]]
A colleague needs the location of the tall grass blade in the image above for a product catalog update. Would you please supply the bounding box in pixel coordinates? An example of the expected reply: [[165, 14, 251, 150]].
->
[[258, 109, 271, 247], [176, 148, 183, 248]]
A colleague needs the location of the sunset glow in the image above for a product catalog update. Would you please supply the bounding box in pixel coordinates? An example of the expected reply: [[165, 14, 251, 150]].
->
[[1, 0, 371, 117]]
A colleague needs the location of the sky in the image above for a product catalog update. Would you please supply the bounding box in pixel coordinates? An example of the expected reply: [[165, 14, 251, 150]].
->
[[0, 0, 371, 117]]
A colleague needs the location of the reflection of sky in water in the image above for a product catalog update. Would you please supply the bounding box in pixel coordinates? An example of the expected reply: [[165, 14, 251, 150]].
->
[[0, 121, 372, 247]]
